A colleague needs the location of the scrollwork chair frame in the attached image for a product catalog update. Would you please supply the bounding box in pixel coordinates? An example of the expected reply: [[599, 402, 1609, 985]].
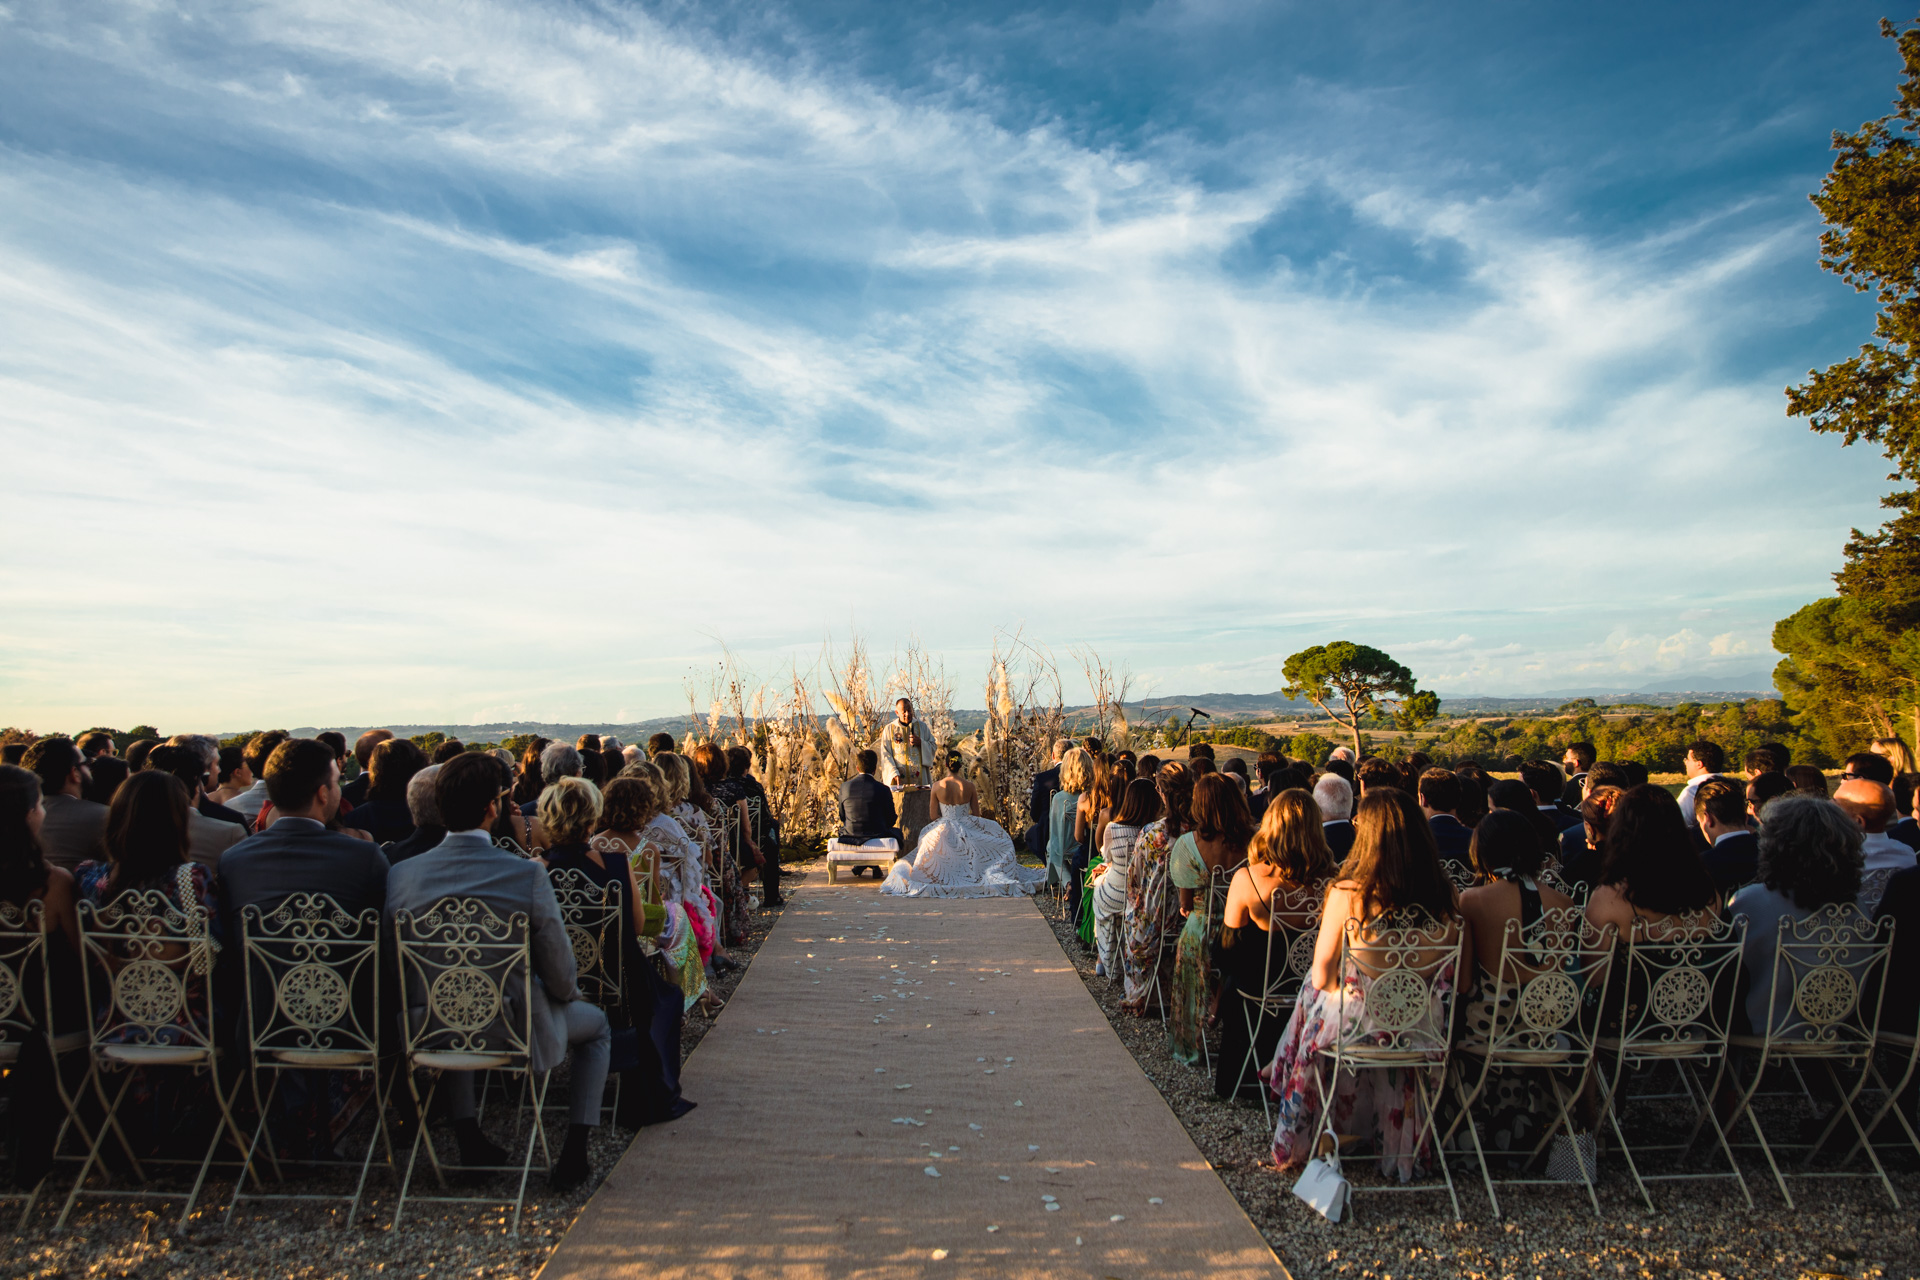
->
[[393, 897, 547, 1235], [1719, 906, 1898, 1208], [0, 899, 94, 1229], [548, 864, 625, 1124], [58, 888, 257, 1231], [1445, 907, 1617, 1217], [1313, 908, 1469, 1221], [1232, 880, 1326, 1123], [227, 894, 390, 1228], [1591, 913, 1751, 1212]]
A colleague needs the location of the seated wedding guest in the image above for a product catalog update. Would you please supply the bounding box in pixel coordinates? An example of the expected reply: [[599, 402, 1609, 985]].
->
[[166, 735, 244, 827], [837, 748, 901, 865], [1835, 778, 1914, 915], [1455, 808, 1579, 1153], [1215, 789, 1335, 1100], [315, 731, 348, 771], [658, 754, 742, 969], [386, 753, 610, 1189], [1353, 757, 1399, 799], [1121, 764, 1193, 1016], [536, 776, 602, 868], [1558, 761, 1628, 864], [145, 745, 247, 871], [726, 746, 786, 879], [1677, 739, 1728, 830], [1189, 743, 1215, 764], [1730, 794, 1865, 1035], [1747, 771, 1795, 821], [385, 764, 446, 864], [432, 739, 466, 765], [1092, 777, 1157, 979], [1314, 773, 1356, 858], [1847, 749, 1897, 786], [76, 769, 217, 918], [123, 738, 158, 772], [1585, 786, 1721, 943], [340, 730, 393, 808], [1114, 751, 1137, 782], [81, 753, 129, 807], [511, 737, 550, 807], [520, 743, 582, 818], [1561, 785, 1625, 888], [21, 737, 106, 872], [1787, 764, 1831, 797], [1, 744, 26, 766], [211, 747, 252, 807], [1417, 768, 1472, 867], [77, 732, 114, 763], [645, 733, 675, 758], [1873, 860, 1920, 1037], [1074, 756, 1116, 944], [218, 739, 389, 940], [1050, 748, 1094, 925], [1136, 753, 1161, 777], [1560, 742, 1596, 808], [224, 731, 289, 823], [554, 775, 694, 1127], [1890, 773, 1919, 851], [1220, 757, 1251, 794], [0, 763, 80, 951], [1488, 778, 1557, 858], [1026, 739, 1068, 857], [1262, 787, 1465, 1177], [1871, 737, 1918, 775], [1694, 776, 1758, 894], [348, 738, 427, 845], [1521, 760, 1581, 833], [1168, 774, 1254, 1066], [702, 744, 776, 909]]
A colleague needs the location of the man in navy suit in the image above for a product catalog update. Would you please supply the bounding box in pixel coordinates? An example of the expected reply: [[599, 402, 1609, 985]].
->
[[1314, 773, 1355, 859], [838, 750, 901, 876], [217, 738, 390, 934], [1418, 767, 1473, 867], [1559, 742, 1595, 809], [1693, 776, 1758, 894]]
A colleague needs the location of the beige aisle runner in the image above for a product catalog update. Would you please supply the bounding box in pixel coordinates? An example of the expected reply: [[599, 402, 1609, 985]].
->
[[540, 878, 1289, 1280]]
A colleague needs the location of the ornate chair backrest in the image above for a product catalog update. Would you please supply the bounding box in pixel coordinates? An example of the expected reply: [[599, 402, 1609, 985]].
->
[[1332, 906, 1466, 1065], [547, 867, 623, 1013], [1536, 865, 1589, 908], [239, 893, 381, 1063], [719, 805, 741, 863], [0, 899, 46, 1061], [494, 836, 533, 859], [1442, 859, 1477, 892], [1756, 905, 1891, 1055], [76, 887, 219, 1055], [1205, 860, 1245, 939], [745, 794, 768, 848], [1613, 913, 1747, 1062], [1256, 880, 1327, 1010], [1482, 906, 1616, 1063], [393, 897, 533, 1067]]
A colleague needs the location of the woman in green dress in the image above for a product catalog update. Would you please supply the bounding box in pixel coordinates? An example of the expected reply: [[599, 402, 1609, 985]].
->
[[1169, 772, 1255, 1066]]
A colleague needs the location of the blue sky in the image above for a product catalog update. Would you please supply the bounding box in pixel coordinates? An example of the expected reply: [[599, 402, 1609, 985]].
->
[[0, 0, 1902, 729]]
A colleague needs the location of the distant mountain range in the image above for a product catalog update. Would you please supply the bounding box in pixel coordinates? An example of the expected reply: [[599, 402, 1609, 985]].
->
[[274, 678, 1778, 743]]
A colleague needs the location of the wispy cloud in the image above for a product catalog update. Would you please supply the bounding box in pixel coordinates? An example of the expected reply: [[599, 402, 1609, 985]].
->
[[0, 0, 1890, 727]]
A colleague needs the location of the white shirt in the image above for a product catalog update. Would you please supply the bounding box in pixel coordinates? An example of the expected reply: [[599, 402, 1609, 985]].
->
[[226, 778, 270, 820], [1676, 773, 1720, 828]]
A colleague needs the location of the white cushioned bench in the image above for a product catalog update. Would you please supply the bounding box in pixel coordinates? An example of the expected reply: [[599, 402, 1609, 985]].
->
[[826, 838, 900, 883]]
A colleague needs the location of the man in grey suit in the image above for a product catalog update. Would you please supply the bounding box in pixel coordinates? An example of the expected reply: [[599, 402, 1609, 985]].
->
[[386, 752, 609, 1191], [147, 745, 250, 872], [22, 737, 107, 871]]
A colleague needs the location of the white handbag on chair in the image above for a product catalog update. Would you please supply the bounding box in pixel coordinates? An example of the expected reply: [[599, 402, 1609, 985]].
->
[[1292, 1155, 1351, 1222]]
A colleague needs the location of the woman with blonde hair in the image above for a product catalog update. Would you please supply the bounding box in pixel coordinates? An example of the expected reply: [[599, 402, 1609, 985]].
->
[[1262, 788, 1466, 1177], [1870, 736, 1918, 776], [1214, 788, 1335, 1098], [1049, 747, 1094, 926]]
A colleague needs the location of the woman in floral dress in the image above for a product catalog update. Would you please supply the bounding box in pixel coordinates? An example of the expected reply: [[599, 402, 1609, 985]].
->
[[1167, 773, 1254, 1065], [1261, 787, 1465, 1181], [1120, 763, 1193, 1015]]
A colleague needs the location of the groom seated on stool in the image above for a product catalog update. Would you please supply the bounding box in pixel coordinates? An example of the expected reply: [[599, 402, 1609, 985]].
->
[[838, 749, 903, 878]]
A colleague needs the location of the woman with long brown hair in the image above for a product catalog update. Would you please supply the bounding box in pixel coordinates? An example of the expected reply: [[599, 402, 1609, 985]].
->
[[1261, 788, 1467, 1177], [1214, 788, 1335, 1099], [1120, 763, 1193, 1015], [1167, 773, 1256, 1065], [1091, 776, 1155, 978], [1074, 757, 1118, 949]]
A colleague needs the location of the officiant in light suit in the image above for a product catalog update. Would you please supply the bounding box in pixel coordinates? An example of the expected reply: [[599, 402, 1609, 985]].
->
[[878, 698, 938, 849]]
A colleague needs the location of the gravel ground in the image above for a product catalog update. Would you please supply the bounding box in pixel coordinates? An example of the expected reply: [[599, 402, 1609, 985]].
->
[[3, 866, 808, 1280], [1035, 896, 1920, 1280]]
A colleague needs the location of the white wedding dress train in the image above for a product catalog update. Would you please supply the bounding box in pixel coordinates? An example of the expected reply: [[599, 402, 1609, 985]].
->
[[881, 802, 1048, 898]]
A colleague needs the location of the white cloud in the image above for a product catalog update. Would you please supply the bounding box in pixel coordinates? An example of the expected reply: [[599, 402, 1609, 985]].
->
[[0, 0, 1882, 727]]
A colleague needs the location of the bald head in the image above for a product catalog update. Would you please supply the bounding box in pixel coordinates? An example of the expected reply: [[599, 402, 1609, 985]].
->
[[1835, 779, 1896, 833]]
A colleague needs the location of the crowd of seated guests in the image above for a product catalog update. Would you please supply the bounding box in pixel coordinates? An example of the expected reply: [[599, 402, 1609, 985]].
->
[[0, 726, 791, 1199], [1065, 733, 1920, 1181]]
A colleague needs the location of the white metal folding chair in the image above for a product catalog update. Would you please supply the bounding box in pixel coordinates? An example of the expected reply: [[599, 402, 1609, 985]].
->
[[0, 899, 92, 1229], [1442, 859, 1477, 893], [547, 866, 624, 1125], [1313, 908, 1468, 1221], [1536, 865, 1589, 908], [1231, 881, 1325, 1122], [226, 894, 390, 1227], [1845, 1009, 1920, 1169], [392, 897, 549, 1235], [1720, 906, 1898, 1208], [1446, 907, 1616, 1216], [1592, 913, 1751, 1212], [58, 888, 256, 1231]]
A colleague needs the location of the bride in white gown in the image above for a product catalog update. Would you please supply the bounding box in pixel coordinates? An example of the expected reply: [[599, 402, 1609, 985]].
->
[[882, 753, 1048, 899]]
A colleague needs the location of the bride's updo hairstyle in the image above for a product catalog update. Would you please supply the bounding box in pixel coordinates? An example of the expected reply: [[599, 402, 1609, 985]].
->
[[944, 748, 964, 775], [1341, 788, 1454, 923]]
